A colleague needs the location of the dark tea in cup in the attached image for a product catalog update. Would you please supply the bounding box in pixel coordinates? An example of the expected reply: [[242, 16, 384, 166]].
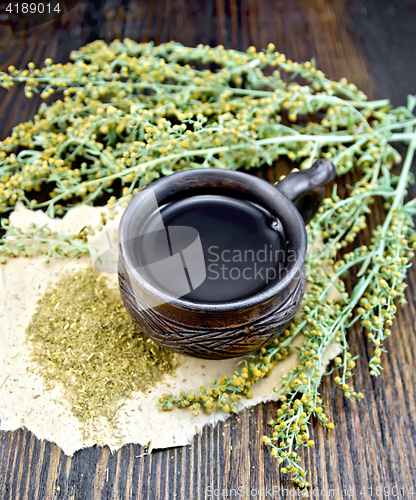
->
[[118, 160, 335, 359], [135, 194, 288, 303]]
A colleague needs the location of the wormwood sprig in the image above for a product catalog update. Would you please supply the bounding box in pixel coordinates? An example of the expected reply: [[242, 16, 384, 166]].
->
[[158, 331, 297, 416], [1, 40, 416, 496], [0, 219, 90, 263], [0, 39, 413, 222]]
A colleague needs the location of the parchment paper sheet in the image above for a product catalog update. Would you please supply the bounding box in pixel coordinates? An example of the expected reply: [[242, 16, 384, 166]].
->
[[0, 203, 341, 456]]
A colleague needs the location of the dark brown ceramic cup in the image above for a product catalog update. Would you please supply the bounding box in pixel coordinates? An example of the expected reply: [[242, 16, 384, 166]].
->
[[118, 159, 335, 360]]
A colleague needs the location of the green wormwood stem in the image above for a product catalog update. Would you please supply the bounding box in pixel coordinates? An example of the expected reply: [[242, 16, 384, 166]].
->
[[1, 40, 416, 496], [20, 130, 414, 217]]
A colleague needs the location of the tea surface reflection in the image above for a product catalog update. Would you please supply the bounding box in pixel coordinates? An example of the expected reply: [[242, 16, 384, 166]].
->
[[136, 195, 288, 303]]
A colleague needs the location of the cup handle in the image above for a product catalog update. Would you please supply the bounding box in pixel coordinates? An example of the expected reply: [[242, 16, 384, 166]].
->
[[275, 159, 336, 223]]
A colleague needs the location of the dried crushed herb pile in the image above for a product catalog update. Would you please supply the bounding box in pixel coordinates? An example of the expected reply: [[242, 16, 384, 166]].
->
[[26, 266, 176, 423]]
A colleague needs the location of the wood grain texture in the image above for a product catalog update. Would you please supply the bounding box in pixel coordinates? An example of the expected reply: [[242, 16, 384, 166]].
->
[[1, 0, 416, 498]]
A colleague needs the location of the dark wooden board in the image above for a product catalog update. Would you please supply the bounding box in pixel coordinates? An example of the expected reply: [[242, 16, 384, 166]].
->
[[1, 1, 416, 498]]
